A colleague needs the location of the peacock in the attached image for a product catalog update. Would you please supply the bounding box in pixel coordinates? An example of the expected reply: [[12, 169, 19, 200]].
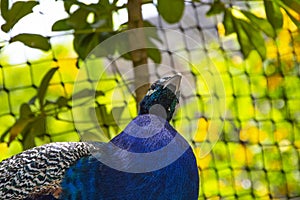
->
[[0, 74, 199, 200]]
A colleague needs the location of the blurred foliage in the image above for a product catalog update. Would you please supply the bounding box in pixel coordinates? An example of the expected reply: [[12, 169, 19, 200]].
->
[[1, 0, 299, 60], [0, 0, 164, 62], [207, 0, 300, 59], [0, 0, 300, 199], [0, 66, 115, 150]]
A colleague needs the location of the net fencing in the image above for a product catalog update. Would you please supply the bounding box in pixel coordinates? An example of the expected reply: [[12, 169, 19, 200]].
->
[[0, 0, 300, 199]]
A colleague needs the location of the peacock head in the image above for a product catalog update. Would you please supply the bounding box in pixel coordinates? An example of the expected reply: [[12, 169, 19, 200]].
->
[[139, 74, 181, 121]]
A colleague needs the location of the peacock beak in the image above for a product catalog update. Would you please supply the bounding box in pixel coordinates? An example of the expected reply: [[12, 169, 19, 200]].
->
[[163, 73, 182, 98]]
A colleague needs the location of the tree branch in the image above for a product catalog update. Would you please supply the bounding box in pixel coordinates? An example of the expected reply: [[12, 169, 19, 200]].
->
[[127, 0, 149, 111]]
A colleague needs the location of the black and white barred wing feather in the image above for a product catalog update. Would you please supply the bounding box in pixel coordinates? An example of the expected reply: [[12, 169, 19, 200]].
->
[[0, 142, 92, 199]]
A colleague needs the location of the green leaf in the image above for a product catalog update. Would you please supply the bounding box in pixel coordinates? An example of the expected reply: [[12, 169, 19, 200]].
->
[[56, 96, 69, 108], [157, 0, 185, 24], [232, 18, 253, 58], [1, 1, 39, 32], [223, 9, 267, 59], [206, 0, 225, 16], [281, 0, 300, 15], [22, 129, 35, 150], [147, 48, 162, 63], [64, 0, 75, 14], [264, 0, 283, 31], [53, 5, 94, 31], [74, 33, 99, 59], [284, 9, 300, 27], [241, 10, 275, 38], [68, 7, 90, 29], [239, 19, 266, 59], [30, 117, 46, 137], [21, 116, 45, 150], [74, 32, 114, 59], [1, 0, 9, 20], [37, 67, 59, 108], [20, 103, 33, 119], [10, 34, 51, 51], [223, 9, 234, 35], [9, 117, 35, 143], [52, 18, 73, 31], [274, 0, 300, 27]]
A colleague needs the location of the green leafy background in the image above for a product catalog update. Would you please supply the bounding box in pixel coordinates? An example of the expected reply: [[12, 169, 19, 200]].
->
[[0, 0, 300, 199]]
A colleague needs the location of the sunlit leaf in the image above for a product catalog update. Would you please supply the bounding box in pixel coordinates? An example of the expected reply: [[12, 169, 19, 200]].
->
[[275, 0, 300, 28], [239, 20, 266, 59], [284, 10, 300, 28], [233, 18, 253, 58], [37, 67, 59, 108], [224, 10, 267, 59], [10, 34, 51, 51], [223, 9, 234, 35], [281, 0, 300, 15], [1, 1, 39, 32], [264, 0, 283, 31], [0, 143, 9, 161], [206, 0, 225, 16], [157, 0, 185, 24], [241, 10, 275, 38]]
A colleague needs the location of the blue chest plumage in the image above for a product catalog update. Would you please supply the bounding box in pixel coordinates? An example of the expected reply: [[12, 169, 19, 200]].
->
[[60, 115, 199, 200]]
